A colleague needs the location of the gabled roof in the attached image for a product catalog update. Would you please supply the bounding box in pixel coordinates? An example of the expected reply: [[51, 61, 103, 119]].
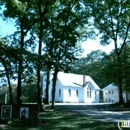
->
[[102, 83, 118, 90], [56, 72, 100, 90]]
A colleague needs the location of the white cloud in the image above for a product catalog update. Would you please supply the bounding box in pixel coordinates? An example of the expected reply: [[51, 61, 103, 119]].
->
[[81, 39, 115, 57]]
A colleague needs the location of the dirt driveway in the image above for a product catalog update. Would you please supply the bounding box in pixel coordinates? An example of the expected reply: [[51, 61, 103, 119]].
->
[[55, 103, 130, 123]]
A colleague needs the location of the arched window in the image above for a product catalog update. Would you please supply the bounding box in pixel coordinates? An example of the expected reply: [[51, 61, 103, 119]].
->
[[76, 90, 78, 97], [87, 87, 91, 98], [69, 89, 71, 97], [59, 89, 61, 97]]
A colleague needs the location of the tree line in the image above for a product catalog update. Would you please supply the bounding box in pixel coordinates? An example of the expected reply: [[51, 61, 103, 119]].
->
[[0, 0, 130, 108]]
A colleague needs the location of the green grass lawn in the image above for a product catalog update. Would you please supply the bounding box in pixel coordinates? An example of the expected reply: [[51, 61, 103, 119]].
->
[[0, 107, 118, 130]]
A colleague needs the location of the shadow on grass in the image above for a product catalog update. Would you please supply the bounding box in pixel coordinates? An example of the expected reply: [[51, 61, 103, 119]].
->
[[38, 107, 117, 130], [0, 106, 120, 130]]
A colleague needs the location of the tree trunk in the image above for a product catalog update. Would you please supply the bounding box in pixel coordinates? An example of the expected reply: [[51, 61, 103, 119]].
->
[[51, 68, 58, 109], [45, 70, 50, 104], [37, 67, 41, 105], [17, 16, 25, 104], [17, 32, 24, 104], [0, 58, 13, 104], [37, 0, 43, 109], [17, 60, 22, 104], [118, 77, 123, 103], [114, 38, 124, 104], [6, 71, 13, 104], [117, 56, 123, 104]]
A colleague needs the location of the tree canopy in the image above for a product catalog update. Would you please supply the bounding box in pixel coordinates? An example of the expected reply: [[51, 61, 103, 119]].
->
[[0, 0, 130, 105], [0, 0, 89, 106]]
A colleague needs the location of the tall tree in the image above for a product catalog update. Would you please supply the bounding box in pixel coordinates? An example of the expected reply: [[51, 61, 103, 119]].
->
[[85, 0, 130, 103], [36, 0, 56, 107], [1, 0, 40, 104], [42, 1, 88, 108], [120, 44, 130, 102]]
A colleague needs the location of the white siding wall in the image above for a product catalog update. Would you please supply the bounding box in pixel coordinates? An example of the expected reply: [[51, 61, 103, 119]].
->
[[103, 89, 119, 103], [55, 79, 63, 102], [42, 73, 53, 102], [42, 74, 100, 103], [49, 85, 52, 102], [94, 90, 100, 103], [63, 86, 84, 102], [84, 84, 100, 103], [103, 89, 130, 103], [48, 81, 63, 102], [42, 73, 53, 96], [122, 92, 130, 103]]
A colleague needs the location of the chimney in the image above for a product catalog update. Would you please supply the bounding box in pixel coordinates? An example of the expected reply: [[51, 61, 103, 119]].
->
[[83, 75, 86, 86]]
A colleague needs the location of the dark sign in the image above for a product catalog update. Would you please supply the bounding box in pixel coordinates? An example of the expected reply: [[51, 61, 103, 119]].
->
[[1, 105, 12, 119]]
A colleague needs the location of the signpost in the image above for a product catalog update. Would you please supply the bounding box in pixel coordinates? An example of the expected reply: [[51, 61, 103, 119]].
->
[[1, 105, 12, 119]]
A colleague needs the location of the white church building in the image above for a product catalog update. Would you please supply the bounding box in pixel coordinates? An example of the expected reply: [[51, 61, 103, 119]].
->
[[42, 72, 100, 103]]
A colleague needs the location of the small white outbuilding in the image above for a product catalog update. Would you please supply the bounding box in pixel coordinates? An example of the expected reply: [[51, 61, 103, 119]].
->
[[43, 72, 100, 103], [102, 83, 130, 103]]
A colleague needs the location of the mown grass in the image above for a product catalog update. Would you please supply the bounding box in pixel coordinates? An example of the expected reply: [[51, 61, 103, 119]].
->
[[38, 109, 116, 130], [0, 106, 120, 130]]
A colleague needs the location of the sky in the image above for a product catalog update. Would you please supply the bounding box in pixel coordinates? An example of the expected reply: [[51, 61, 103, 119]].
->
[[81, 40, 114, 57], [0, 18, 115, 57]]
